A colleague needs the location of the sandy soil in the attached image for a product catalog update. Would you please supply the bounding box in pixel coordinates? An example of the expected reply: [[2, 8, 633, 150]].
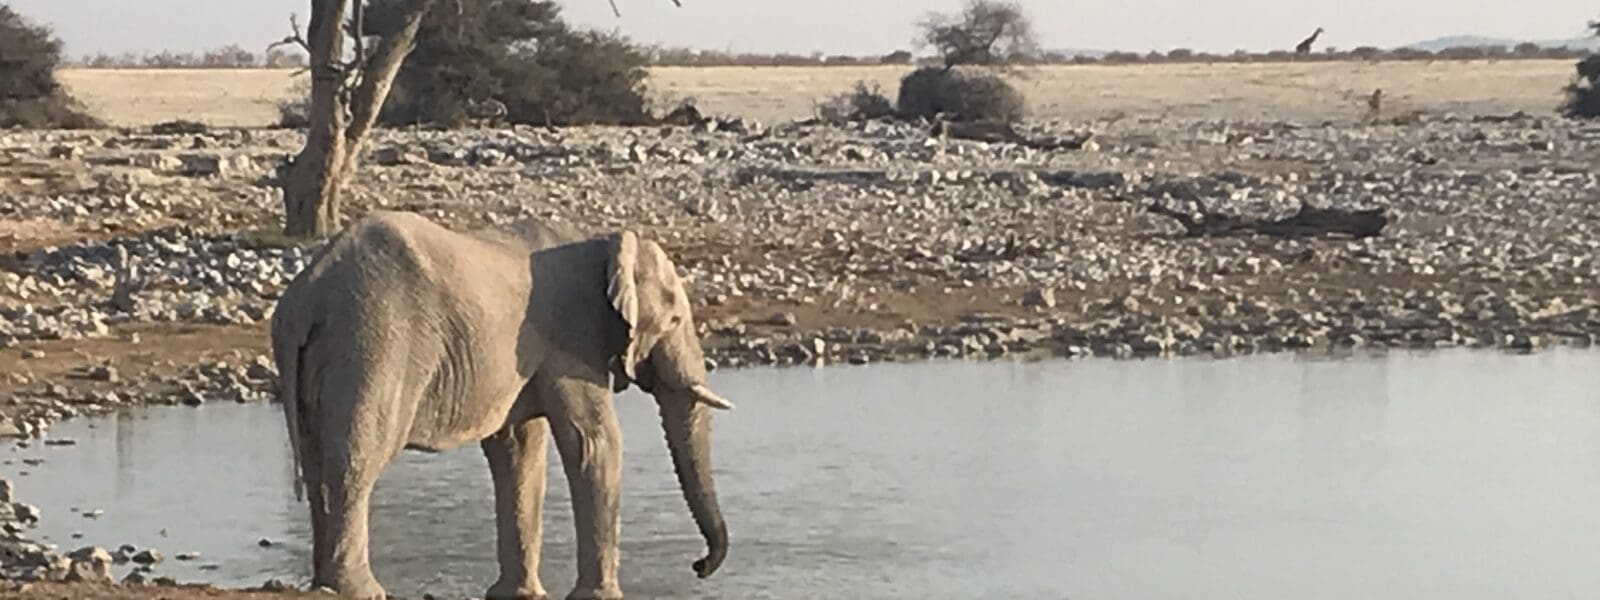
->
[[58, 60, 1573, 128], [56, 69, 303, 129]]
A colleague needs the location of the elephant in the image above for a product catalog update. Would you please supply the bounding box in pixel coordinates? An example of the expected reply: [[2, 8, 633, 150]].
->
[[269, 210, 732, 600]]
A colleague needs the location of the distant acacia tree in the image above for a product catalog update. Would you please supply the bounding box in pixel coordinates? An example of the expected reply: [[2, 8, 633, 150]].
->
[[916, 0, 1038, 68], [881, 49, 914, 64], [200, 45, 260, 68]]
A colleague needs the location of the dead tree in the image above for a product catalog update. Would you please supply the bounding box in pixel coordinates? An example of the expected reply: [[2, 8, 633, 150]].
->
[[275, 0, 682, 236], [275, 0, 436, 236], [1148, 199, 1388, 239]]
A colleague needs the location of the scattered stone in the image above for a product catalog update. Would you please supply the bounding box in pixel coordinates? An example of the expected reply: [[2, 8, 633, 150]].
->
[[260, 578, 294, 592], [0, 112, 1596, 450], [151, 119, 209, 135], [1020, 287, 1057, 309], [12, 503, 40, 523], [177, 153, 224, 177]]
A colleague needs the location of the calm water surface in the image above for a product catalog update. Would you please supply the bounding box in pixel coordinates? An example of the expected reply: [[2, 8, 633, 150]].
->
[[8, 350, 1600, 599]]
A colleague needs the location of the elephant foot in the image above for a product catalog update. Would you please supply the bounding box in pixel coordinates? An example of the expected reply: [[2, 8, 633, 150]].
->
[[564, 585, 623, 600], [487, 579, 549, 600], [316, 570, 386, 600]]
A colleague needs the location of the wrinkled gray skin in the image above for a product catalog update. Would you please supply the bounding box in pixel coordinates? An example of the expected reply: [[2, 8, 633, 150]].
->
[[270, 211, 732, 600]]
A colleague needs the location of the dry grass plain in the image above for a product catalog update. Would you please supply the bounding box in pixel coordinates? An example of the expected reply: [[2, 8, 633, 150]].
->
[[57, 60, 1574, 127]]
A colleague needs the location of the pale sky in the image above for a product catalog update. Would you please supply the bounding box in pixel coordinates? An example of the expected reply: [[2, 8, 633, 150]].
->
[[8, 0, 1598, 57]]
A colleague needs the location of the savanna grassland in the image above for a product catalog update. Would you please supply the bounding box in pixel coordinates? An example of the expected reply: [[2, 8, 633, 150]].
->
[[56, 60, 1571, 127]]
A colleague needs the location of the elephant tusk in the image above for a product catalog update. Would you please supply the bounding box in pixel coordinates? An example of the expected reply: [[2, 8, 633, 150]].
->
[[690, 384, 735, 410]]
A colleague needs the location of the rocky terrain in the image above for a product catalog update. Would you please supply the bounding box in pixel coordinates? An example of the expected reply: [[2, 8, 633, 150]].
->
[[0, 108, 1598, 592], [4, 111, 1600, 432]]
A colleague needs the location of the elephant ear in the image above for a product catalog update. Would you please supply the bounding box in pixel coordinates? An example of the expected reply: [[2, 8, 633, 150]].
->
[[606, 231, 641, 386]]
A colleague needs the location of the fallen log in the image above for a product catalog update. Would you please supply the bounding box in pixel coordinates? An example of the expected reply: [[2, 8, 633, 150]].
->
[[1148, 200, 1389, 239], [931, 119, 1093, 151]]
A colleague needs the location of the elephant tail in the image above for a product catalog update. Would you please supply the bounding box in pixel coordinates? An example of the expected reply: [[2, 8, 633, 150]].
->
[[270, 292, 314, 503]]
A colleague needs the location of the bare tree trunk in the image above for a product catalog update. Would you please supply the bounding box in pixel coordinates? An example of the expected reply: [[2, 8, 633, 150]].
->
[[283, 0, 435, 237], [338, 1, 434, 181]]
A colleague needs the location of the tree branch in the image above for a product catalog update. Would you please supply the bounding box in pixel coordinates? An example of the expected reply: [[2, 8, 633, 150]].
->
[[347, 0, 367, 75], [344, 0, 437, 149], [609, 0, 684, 17], [267, 14, 313, 55]]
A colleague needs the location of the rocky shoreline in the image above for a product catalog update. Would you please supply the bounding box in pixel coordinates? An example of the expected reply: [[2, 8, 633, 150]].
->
[[0, 477, 295, 592], [1, 108, 1599, 592]]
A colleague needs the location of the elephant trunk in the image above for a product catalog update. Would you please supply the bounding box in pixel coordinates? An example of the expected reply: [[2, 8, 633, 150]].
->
[[658, 397, 728, 578]]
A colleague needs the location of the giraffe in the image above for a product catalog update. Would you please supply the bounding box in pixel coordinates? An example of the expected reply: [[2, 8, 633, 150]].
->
[[1295, 27, 1325, 56]]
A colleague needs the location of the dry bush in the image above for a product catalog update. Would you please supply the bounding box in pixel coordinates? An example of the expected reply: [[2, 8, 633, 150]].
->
[[275, 78, 311, 129], [895, 66, 1024, 123], [1560, 19, 1600, 118], [1563, 55, 1600, 118], [0, 96, 102, 129], [816, 81, 896, 123]]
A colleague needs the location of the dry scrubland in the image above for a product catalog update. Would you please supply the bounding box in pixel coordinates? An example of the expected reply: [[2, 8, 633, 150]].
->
[[2, 60, 1598, 597], [59, 61, 1572, 126]]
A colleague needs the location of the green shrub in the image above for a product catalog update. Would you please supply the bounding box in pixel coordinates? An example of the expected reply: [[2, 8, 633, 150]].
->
[[0, 6, 99, 128], [375, 0, 650, 127], [895, 66, 1025, 123]]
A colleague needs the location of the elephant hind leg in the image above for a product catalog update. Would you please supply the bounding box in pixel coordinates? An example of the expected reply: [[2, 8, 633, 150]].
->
[[483, 417, 552, 600], [308, 373, 409, 600]]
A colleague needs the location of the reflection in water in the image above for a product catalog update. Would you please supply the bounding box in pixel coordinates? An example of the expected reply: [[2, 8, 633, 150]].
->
[[7, 350, 1600, 599]]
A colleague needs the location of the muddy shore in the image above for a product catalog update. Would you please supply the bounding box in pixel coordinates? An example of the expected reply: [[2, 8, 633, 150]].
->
[[1, 108, 1598, 594]]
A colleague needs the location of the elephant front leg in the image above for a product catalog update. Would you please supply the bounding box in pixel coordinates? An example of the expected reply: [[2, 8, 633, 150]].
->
[[483, 418, 552, 600], [545, 379, 625, 600]]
